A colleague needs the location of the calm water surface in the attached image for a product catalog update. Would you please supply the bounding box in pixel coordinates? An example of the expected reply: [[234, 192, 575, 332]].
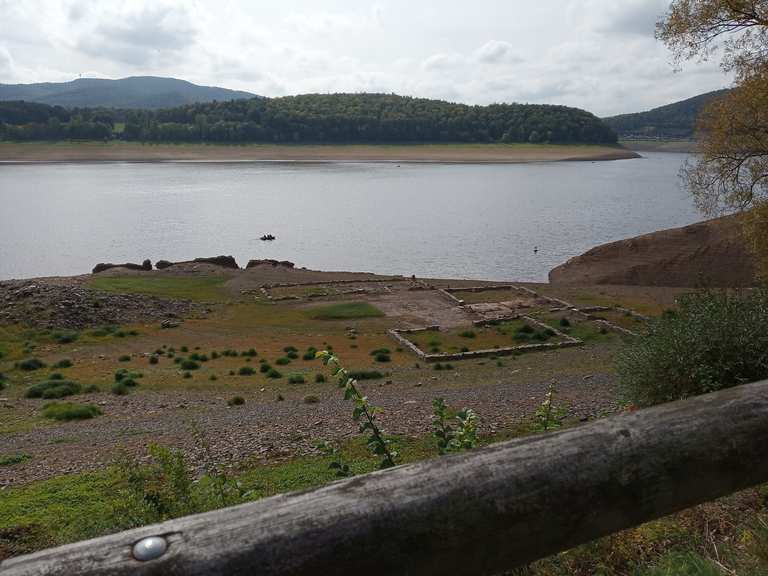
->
[[0, 152, 699, 282]]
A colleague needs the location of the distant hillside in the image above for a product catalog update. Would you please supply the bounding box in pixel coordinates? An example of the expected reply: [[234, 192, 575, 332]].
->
[[0, 76, 256, 109], [0, 92, 618, 144], [603, 89, 730, 139]]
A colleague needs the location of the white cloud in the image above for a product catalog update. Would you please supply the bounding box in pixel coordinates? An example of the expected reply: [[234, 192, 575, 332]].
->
[[0, 0, 734, 116]]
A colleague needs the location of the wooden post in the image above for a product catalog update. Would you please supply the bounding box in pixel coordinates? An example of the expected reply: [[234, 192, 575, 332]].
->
[[4, 380, 768, 576]]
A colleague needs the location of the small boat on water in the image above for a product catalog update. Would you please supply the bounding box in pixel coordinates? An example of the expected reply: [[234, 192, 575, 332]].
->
[[260, 234, 276, 241]]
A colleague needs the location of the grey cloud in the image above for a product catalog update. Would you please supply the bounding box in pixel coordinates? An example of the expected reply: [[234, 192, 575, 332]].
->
[[77, 5, 197, 66]]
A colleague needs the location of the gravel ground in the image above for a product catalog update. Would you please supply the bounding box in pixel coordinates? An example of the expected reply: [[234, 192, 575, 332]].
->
[[0, 373, 617, 486]]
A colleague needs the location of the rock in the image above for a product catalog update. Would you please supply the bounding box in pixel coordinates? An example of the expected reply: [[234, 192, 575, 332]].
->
[[92, 262, 149, 274], [193, 255, 239, 269], [161, 320, 180, 329], [246, 259, 295, 269]]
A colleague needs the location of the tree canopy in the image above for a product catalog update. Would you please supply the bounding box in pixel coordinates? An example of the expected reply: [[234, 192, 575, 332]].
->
[[0, 93, 617, 145], [658, 0, 768, 277]]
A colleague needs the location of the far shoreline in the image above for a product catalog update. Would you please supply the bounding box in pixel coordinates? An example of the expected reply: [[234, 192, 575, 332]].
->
[[0, 141, 640, 164]]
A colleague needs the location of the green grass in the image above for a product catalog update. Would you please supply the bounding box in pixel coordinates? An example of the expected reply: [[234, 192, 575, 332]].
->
[[88, 275, 229, 302], [305, 302, 385, 320], [41, 403, 102, 421], [0, 453, 30, 466]]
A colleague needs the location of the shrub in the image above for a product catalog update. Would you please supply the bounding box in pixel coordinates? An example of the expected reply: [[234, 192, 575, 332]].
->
[[182, 372, 192, 379], [180, 346, 189, 353], [288, 374, 306, 384], [149, 356, 159, 365], [118, 355, 131, 362], [83, 384, 100, 393], [238, 366, 255, 376], [222, 349, 238, 357], [374, 353, 391, 362], [286, 351, 299, 360], [241, 348, 258, 358], [347, 370, 383, 380], [260, 363, 272, 373], [315, 373, 326, 383], [26, 380, 81, 399], [617, 290, 768, 407], [228, 370, 235, 376], [228, 396, 245, 406], [559, 317, 571, 327], [283, 346, 298, 353], [369, 348, 391, 356], [0, 453, 30, 466], [53, 331, 79, 344], [42, 402, 101, 421], [209, 374, 218, 381], [211, 351, 219, 359], [53, 359, 73, 369], [303, 395, 320, 404], [519, 324, 535, 334], [17, 358, 45, 371], [180, 360, 200, 371], [275, 357, 291, 366], [174, 357, 183, 364], [266, 369, 283, 379], [189, 353, 208, 362], [48, 372, 64, 380], [112, 382, 129, 395], [122, 378, 138, 388], [302, 351, 317, 361], [459, 330, 477, 339]]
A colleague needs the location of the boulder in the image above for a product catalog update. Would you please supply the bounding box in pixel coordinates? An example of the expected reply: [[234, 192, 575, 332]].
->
[[193, 255, 239, 269], [92, 262, 148, 274], [246, 259, 295, 269]]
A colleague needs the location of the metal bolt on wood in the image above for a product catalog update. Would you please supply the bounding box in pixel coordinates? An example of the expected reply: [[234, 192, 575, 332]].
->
[[132, 537, 167, 562]]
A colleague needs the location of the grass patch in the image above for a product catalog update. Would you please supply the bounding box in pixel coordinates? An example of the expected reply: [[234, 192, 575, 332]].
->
[[88, 275, 228, 302], [41, 402, 102, 421], [305, 302, 384, 320], [0, 453, 30, 466]]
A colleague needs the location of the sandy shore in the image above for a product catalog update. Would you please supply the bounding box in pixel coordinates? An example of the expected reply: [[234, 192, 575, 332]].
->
[[0, 142, 640, 163]]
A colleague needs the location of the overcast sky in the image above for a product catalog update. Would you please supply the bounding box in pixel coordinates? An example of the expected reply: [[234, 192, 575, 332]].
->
[[0, 0, 732, 116]]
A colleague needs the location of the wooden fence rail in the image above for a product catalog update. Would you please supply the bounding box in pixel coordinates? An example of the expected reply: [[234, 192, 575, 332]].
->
[[4, 380, 768, 576]]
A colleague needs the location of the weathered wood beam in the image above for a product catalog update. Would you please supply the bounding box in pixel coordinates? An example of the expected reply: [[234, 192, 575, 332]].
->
[[4, 380, 768, 576]]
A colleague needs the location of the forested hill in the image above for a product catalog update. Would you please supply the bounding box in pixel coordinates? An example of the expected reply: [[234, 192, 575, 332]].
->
[[0, 93, 618, 144], [603, 89, 730, 139], [0, 76, 256, 109]]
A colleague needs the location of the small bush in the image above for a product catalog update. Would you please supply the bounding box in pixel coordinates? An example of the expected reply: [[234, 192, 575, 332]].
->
[[288, 374, 306, 384], [83, 384, 100, 393], [48, 372, 64, 380], [286, 351, 299, 360], [182, 372, 192, 379], [315, 373, 326, 383], [53, 359, 73, 369], [303, 351, 317, 361], [118, 355, 131, 362], [347, 370, 383, 380], [283, 346, 298, 353], [17, 358, 45, 371], [259, 363, 272, 373], [53, 331, 79, 344], [369, 348, 391, 356], [122, 378, 138, 388], [211, 351, 219, 359], [209, 374, 218, 381], [519, 324, 535, 334], [266, 369, 283, 379], [559, 317, 571, 327], [275, 357, 291, 366], [26, 380, 81, 399], [241, 348, 258, 358], [617, 290, 768, 407], [112, 382, 129, 395], [189, 353, 208, 362], [303, 395, 320, 404], [149, 356, 159, 365], [238, 366, 255, 376], [222, 349, 238, 357], [0, 453, 30, 466], [228, 370, 235, 376], [180, 360, 200, 371], [42, 402, 101, 421], [459, 330, 476, 339], [374, 353, 391, 362], [228, 396, 245, 406], [180, 346, 189, 353]]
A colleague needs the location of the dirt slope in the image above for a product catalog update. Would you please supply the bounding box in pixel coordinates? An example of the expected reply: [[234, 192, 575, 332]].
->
[[549, 215, 757, 287]]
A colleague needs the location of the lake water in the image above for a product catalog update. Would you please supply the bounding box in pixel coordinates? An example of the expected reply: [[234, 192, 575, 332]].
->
[[0, 153, 700, 282]]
